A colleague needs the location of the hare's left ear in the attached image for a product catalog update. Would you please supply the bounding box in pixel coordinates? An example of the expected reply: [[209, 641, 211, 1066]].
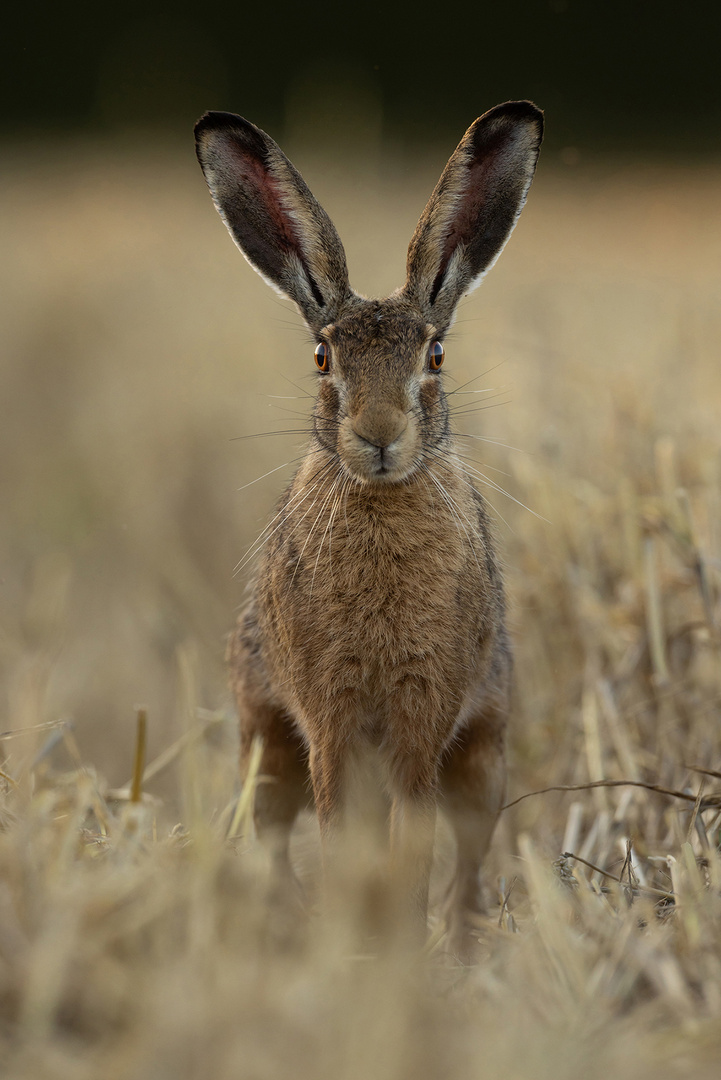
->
[[195, 111, 352, 334], [403, 101, 543, 332]]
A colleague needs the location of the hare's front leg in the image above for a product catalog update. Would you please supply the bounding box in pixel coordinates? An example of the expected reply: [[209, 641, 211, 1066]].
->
[[384, 728, 443, 939], [309, 724, 437, 941], [307, 736, 347, 841], [307, 728, 369, 923], [439, 704, 507, 957], [238, 707, 309, 882], [388, 785, 438, 936], [229, 617, 309, 889]]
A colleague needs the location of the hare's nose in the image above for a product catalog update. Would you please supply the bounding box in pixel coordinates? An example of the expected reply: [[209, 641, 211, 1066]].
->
[[352, 407, 408, 449]]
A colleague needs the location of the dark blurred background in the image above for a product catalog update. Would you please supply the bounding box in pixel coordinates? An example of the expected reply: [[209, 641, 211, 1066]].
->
[[5, 0, 721, 153]]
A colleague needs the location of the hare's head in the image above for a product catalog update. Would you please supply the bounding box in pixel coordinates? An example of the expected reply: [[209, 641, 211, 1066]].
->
[[195, 104, 543, 485]]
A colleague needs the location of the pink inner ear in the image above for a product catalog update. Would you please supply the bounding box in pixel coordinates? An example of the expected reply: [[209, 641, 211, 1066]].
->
[[220, 133, 326, 307], [226, 138, 304, 257], [437, 156, 496, 277]]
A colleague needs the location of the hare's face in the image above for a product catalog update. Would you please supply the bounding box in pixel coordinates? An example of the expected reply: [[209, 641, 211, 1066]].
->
[[312, 300, 449, 485], [196, 104, 543, 481]]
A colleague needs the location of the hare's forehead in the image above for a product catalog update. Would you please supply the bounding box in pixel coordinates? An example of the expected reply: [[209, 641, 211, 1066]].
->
[[325, 307, 431, 360]]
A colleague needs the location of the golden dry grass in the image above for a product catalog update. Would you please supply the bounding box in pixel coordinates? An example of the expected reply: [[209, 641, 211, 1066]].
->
[[1, 137, 721, 1077]]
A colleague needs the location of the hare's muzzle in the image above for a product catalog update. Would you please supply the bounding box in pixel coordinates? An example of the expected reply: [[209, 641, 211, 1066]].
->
[[340, 406, 414, 483], [352, 405, 408, 450]]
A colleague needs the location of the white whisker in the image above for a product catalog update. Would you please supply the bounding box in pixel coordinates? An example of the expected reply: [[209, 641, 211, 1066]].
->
[[236, 457, 301, 492], [310, 478, 344, 595], [452, 457, 548, 523], [419, 462, 484, 577], [289, 471, 344, 593], [233, 459, 337, 575], [453, 432, 526, 455]]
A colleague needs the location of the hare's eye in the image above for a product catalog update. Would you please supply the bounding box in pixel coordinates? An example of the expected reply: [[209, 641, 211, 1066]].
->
[[314, 342, 330, 372], [428, 341, 445, 371]]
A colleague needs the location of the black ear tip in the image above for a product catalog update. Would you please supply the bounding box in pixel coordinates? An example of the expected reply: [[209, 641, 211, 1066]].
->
[[501, 99, 544, 116], [194, 110, 246, 138], [194, 111, 270, 161], [468, 100, 544, 152], [490, 100, 544, 135]]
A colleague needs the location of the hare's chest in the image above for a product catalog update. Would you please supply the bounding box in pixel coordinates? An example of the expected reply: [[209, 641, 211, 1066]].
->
[[262, 490, 489, 695]]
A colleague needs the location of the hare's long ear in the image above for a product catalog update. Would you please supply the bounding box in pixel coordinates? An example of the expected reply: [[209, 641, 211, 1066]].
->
[[195, 111, 351, 333], [403, 101, 543, 332]]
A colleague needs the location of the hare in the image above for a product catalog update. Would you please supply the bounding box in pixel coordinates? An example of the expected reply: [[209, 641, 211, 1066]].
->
[[195, 102, 543, 948]]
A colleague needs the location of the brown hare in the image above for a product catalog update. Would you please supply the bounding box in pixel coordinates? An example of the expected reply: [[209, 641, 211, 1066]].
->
[[195, 102, 543, 950]]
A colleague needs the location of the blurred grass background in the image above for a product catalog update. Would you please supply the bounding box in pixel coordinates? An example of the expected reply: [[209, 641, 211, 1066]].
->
[[2, 139, 719, 787], [1, 2, 721, 1076]]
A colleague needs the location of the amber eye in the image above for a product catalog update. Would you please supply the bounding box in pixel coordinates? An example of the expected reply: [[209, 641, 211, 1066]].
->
[[314, 342, 330, 372], [428, 341, 445, 371]]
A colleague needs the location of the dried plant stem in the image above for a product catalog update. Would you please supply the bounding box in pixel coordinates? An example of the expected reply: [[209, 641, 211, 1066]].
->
[[227, 736, 264, 840], [0, 767, 17, 788], [130, 708, 148, 804], [562, 850, 671, 899], [503, 778, 713, 811], [643, 534, 670, 686]]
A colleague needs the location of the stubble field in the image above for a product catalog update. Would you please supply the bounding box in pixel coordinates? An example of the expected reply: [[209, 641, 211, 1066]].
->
[[1, 134, 720, 1077]]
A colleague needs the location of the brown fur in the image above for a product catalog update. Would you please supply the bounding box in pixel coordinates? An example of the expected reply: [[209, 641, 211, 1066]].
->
[[195, 102, 543, 951]]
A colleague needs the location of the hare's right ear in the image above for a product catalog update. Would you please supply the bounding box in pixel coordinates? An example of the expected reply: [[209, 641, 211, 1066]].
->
[[403, 101, 543, 333], [195, 112, 351, 334]]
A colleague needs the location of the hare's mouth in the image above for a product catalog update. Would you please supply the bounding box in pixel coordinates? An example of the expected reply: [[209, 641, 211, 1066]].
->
[[367, 444, 411, 483], [339, 423, 418, 485]]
